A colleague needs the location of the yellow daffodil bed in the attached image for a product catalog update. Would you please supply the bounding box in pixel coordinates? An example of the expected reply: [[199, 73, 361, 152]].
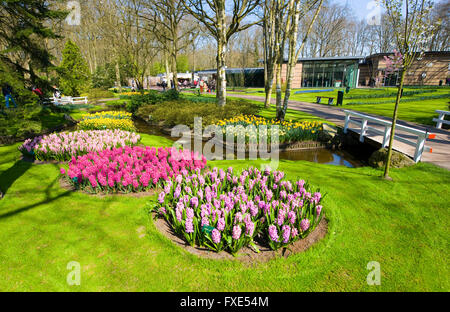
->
[[215, 115, 323, 143], [78, 111, 136, 132]]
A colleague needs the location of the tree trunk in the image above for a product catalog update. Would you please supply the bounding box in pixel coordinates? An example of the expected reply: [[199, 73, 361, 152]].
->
[[280, 0, 322, 121], [383, 69, 406, 180], [216, 42, 227, 106], [171, 20, 179, 91], [216, 4, 227, 106], [264, 72, 274, 108], [264, 45, 274, 108], [171, 51, 178, 91], [275, 62, 283, 119], [165, 54, 171, 89], [281, 12, 300, 121], [264, 61, 275, 109], [115, 60, 122, 93]]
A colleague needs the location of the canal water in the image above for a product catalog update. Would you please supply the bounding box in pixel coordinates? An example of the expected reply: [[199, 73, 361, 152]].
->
[[133, 118, 363, 168]]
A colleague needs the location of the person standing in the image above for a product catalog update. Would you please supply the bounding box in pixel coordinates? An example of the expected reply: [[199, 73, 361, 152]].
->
[[199, 79, 204, 93], [210, 79, 216, 93], [2, 83, 17, 109], [53, 86, 61, 99]]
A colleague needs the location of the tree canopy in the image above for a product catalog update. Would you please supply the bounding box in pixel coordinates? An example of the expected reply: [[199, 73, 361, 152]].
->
[[58, 39, 91, 96]]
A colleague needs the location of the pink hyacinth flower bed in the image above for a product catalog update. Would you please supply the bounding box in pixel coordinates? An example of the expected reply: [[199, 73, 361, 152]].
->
[[60, 146, 207, 194], [19, 130, 141, 162], [152, 166, 324, 254]]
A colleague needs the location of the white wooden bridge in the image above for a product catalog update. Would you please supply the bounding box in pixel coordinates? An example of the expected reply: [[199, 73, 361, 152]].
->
[[51, 96, 88, 105], [344, 110, 436, 163]]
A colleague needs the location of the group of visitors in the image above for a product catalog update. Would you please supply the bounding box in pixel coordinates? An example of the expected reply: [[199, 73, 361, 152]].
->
[[158, 78, 216, 93], [1, 83, 66, 109], [196, 79, 216, 94]]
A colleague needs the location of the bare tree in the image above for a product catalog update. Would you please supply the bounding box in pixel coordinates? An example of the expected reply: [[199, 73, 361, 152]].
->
[[141, 0, 197, 91], [278, 0, 323, 120], [181, 0, 261, 106], [381, 0, 438, 180], [427, 0, 449, 51], [262, 0, 323, 119]]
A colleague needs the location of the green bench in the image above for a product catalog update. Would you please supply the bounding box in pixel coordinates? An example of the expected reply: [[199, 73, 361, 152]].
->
[[316, 96, 335, 105]]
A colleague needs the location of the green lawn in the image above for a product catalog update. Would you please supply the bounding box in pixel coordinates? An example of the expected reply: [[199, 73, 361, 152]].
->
[[0, 107, 70, 138], [229, 87, 450, 126], [0, 133, 448, 291]]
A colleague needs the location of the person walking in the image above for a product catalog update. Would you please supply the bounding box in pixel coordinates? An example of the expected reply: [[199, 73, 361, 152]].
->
[[2, 83, 17, 109]]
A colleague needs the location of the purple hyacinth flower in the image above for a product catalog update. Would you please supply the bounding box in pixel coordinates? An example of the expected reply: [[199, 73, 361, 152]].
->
[[300, 219, 310, 232], [212, 229, 221, 244], [232, 225, 242, 240], [268, 225, 279, 242]]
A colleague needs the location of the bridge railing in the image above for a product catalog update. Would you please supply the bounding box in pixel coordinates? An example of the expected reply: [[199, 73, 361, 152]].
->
[[51, 96, 88, 105], [433, 110, 450, 129], [343, 110, 435, 163]]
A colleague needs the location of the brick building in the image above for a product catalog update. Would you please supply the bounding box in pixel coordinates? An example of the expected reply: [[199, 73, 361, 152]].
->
[[279, 51, 450, 89], [358, 51, 450, 87]]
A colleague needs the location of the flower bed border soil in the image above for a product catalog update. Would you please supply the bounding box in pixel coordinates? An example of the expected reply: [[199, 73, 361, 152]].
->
[[217, 138, 327, 153], [151, 213, 328, 264]]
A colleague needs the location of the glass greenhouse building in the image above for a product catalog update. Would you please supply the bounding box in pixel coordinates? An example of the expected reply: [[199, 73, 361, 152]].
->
[[299, 56, 363, 88]]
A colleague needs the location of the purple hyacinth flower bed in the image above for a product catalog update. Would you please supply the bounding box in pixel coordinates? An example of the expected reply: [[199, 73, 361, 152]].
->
[[19, 130, 141, 161], [60, 146, 207, 194], [153, 166, 324, 254]]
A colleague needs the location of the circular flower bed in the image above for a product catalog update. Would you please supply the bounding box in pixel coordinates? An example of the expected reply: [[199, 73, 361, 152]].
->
[[60, 146, 207, 194], [19, 130, 141, 161], [152, 166, 324, 254]]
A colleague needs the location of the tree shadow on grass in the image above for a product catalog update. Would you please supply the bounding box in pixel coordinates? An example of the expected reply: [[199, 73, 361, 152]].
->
[[0, 171, 71, 220], [0, 160, 32, 198]]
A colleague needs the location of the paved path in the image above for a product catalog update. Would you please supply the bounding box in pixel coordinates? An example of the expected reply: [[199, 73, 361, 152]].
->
[[228, 93, 450, 170]]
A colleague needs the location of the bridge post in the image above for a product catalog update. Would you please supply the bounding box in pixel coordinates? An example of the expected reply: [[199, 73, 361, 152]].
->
[[436, 112, 444, 129], [382, 126, 391, 147], [414, 135, 426, 163], [344, 113, 350, 134], [359, 119, 367, 142]]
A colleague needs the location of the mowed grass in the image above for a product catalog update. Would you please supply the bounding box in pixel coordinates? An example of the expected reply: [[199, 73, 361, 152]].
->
[[229, 87, 450, 126], [0, 133, 449, 291]]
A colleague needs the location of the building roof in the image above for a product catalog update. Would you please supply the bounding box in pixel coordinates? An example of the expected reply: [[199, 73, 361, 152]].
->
[[296, 56, 365, 62], [278, 56, 365, 63], [365, 51, 450, 59], [195, 68, 264, 75]]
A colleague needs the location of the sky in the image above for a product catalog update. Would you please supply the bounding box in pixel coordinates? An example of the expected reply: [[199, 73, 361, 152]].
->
[[339, 0, 445, 21], [344, 0, 376, 20]]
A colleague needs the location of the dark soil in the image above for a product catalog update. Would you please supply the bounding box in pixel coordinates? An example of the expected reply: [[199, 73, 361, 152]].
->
[[151, 213, 328, 264]]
